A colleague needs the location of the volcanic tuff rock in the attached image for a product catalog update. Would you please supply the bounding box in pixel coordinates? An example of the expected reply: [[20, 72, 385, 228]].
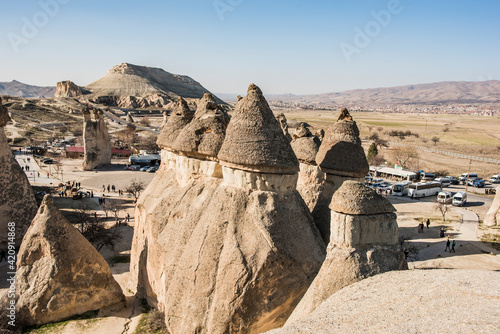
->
[[16, 195, 124, 326], [130, 84, 325, 334], [484, 190, 500, 226], [156, 98, 193, 149], [268, 270, 500, 334], [276, 113, 293, 142], [286, 181, 406, 323], [218, 84, 299, 174], [0, 97, 37, 248], [82, 107, 111, 170], [54, 80, 84, 98], [311, 108, 369, 244]]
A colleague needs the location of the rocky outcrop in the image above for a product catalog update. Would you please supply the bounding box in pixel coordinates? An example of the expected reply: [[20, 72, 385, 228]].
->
[[82, 107, 111, 170], [276, 113, 292, 142], [312, 108, 369, 243], [0, 97, 37, 248], [54, 81, 83, 97], [269, 270, 500, 334], [291, 123, 325, 213], [485, 190, 500, 226], [16, 195, 124, 326], [130, 84, 325, 334], [156, 98, 193, 150], [286, 181, 406, 323]]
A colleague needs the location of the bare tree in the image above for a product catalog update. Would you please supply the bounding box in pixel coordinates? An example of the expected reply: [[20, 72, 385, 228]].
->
[[126, 180, 145, 202], [391, 146, 419, 169], [431, 136, 440, 145], [435, 202, 449, 222], [109, 200, 125, 220], [398, 234, 421, 262]]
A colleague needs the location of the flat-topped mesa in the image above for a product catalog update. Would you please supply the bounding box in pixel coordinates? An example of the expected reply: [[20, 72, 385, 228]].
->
[[82, 107, 111, 170], [54, 80, 83, 98], [218, 84, 300, 192], [156, 97, 193, 151], [16, 195, 125, 326], [218, 84, 299, 175], [315, 108, 368, 178], [0, 97, 37, 249], [311, 108, 369, 244], [286, 180, 406, 324], [170, 93, 229, 161]]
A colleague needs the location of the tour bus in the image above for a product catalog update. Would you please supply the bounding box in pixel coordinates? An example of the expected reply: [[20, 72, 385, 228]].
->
[[392, 181, 411, 196], [408, 181, 442, 198]]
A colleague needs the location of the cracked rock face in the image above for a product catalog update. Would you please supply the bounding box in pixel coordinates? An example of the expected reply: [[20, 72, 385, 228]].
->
[[130, 84, 325, 334], [485, 190, 500, 226], [16, 195, 124, 326], [82, 107, 111, 170], [286, 181, 406, 324], [54, 81, 83, 98], [0, 97, 37, 248]]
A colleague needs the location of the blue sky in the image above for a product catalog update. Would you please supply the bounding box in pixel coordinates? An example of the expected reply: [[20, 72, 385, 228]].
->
[[1, 0, 499, 95]]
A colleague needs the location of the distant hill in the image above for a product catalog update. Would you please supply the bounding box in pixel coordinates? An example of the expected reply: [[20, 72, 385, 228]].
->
[[267, 80, 500, 107], [0, 80, 56, 98], [84, 63, 225, 104]]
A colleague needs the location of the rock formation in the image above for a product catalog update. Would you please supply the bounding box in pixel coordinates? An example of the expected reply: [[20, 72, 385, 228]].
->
[[16, 195, 124, 326], [0, 97, 38, 248], [286, 180, 406, 323], [484, 190, 500, 226], [276, 113, 292, 142], [312, 108, 369, 243], [130, 84, 325, 334], [82, 107, 111, 170], [291, 123, 325, 212], [160, 110, 168, 129], [54, 80, 83, 97]]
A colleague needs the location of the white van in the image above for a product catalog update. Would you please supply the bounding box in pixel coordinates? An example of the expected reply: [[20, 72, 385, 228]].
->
[[434, 177, 451, 187], [437, 191, 453, 204], [452, 192, 467, 206], [458, 173, 478, 184], [489, 175, 500, 184]]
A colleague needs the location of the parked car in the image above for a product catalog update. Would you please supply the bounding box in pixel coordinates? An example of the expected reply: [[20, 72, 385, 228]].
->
[[434, 177, 451, 187], [446, 176, 460, 185], [140, 166, 150, 171], [72, 191, 87, 200], [472, 179, 485, 188], [124, 165, 141, 171], [489, 175, 500, 183], [43, 159, 54, 164], [459, 173, 479, 184], [437, 191, 453, 204], [147, 166, 158, 173], [378, 181, 392, 191], [468, 178, 483, 186]]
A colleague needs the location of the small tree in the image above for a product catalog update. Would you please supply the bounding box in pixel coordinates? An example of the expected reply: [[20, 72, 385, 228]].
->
[[435, 202, 449, 222], [109, 200, 124, 220], [126, 180, 145, 202], [431, 136, 440, 145], [367, 142, 379, 162], [398, 234, 421, 262]]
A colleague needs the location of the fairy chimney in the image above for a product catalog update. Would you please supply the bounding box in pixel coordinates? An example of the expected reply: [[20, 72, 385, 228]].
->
[[156, 97, 193, 150], [312, 108, 369, 243], [82, 107, 111, 170], [485, 190, 500, 226], [286, 181, 406, 323], [16, 196, 125, 326]]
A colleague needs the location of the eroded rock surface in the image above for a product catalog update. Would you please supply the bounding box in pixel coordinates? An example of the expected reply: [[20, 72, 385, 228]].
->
[[16, 195, 124, 326], [485, 190, 500, 226], [130, 84, 325, 334], [54, 80, 83, 98], [0, 97, 37, 248], [82, 107, 111, 170], [286, 181, 406, 323]]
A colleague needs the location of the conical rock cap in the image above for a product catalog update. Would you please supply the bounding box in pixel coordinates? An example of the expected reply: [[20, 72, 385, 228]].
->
[[171, 93, 228, 159], [315, 109, 368, 177], [329, 180, 396, 215], [218, 84, 299, 174], [157, 97, 193, 149]]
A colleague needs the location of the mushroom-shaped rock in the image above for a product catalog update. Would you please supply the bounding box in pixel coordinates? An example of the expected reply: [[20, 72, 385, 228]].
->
[[218, 84, 299, 174], [315, 108, 368, 178], [0, 98, 37, 249], [16, 195, 125, 326], [484, 190, 500, 226], [157, 98, 193, 149], [286, 181, 406, 323], [171, 93, 229, 159]]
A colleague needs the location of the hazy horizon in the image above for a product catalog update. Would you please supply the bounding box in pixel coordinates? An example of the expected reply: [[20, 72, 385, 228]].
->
[[1, 0, 499, 95]]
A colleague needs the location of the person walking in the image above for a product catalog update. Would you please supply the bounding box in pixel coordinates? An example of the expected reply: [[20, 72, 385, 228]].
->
[[107, 185, 110, 192], [445, 238, 451, 252], [426, 219, 430, 229], [451, 240, 456, 253]]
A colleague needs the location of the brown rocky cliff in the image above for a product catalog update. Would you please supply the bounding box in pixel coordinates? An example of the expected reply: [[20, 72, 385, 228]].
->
[[54, 80, 83, 97]]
